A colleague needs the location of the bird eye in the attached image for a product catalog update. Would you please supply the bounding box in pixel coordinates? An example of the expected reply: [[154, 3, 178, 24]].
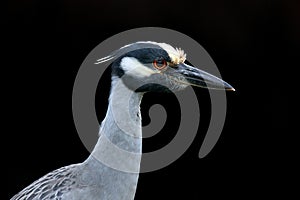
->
[[153, 59, 167, 70]]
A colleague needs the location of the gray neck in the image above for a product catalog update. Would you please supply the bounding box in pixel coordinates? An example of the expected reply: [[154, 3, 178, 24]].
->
[[99, 76, 143, 151], [83, 76, 143, 199], [88, 75, 144, 168]]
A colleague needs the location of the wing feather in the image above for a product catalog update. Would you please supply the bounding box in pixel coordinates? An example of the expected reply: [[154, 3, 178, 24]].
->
[[11, 164, 82, 200]]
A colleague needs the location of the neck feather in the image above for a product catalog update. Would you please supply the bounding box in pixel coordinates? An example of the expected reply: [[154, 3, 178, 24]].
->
[[87, 76, 143, 173]]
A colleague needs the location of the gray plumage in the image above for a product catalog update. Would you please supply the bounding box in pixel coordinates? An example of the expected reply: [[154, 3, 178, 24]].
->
[[11, 41, 234, 200], [11, 77, 142, 200]]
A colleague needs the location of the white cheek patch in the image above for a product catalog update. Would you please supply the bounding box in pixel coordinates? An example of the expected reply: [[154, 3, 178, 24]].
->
[[120, 57, 156, 78]]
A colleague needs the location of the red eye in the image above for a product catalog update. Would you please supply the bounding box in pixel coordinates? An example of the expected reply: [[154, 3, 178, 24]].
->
[[153, 59, 167, 70]]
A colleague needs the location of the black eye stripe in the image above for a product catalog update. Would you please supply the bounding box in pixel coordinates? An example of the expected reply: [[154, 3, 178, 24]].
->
[[155, 58, 165, 64], [120, 48, 171, 64], [155, 56, 170, 65]]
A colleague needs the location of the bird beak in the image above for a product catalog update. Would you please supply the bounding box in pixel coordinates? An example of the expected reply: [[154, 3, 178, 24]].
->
[[171, 63, 235, 91]]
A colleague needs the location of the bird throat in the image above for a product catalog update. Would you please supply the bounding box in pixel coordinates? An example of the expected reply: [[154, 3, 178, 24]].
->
[[83, 76, 143, 199], [88, 75, 143, 172]]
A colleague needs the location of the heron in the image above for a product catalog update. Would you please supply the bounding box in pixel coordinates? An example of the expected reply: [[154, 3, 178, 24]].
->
[[11, 41, 234, 200]]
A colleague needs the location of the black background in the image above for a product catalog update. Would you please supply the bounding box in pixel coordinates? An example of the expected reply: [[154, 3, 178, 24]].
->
[[7, 0, 294, 199]]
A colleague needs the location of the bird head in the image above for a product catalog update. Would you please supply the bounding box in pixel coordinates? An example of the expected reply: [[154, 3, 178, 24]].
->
[[96, 41, 235, 93]]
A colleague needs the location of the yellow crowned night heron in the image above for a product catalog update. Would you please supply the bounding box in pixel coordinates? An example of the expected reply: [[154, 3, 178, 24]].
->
[[11, 41, 234, 200]]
